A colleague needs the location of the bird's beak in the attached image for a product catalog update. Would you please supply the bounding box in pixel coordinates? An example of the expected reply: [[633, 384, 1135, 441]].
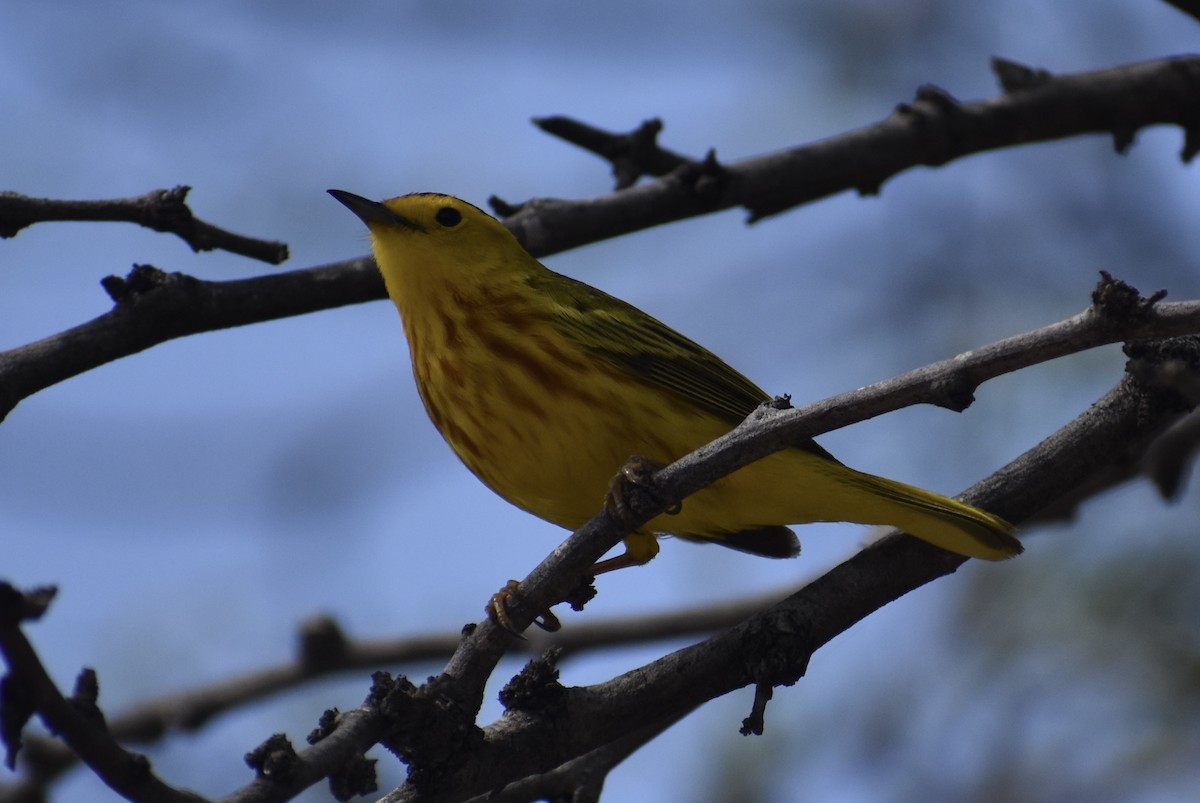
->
[[327, 189, 425, 231]]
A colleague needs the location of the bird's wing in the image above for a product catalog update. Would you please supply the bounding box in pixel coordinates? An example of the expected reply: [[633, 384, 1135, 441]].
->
[[541, 270, 837, 461]]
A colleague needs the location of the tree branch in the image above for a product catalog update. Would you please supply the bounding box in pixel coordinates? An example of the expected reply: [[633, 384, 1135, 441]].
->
[[360, 275, 1198, 800], [5, 50, 1200, 801], [464, 708, 691, 803], [0, 259, 383, 422], [0, 187, 289, 264], [508, 55, 1200, 253], [0, 584, 207, 802], [1, 589, 798, 802], [19, 348, 1193, 799], [376, 336, 1198, 802], [6, 275, 1199, 802], [363, 274, 1198, 798], [530, 117, 692, 190], [2, 57, 1197, 422], [1161, 0, 1200, 25]]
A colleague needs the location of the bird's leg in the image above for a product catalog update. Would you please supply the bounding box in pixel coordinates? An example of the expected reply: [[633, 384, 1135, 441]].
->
[[487, 580, 561, 635], [592, 455, 680, 574], [486, 456, 681, 635], [486, 573, 598, 635], [590, 531, 661, 575], [604, 455, 683, 523]]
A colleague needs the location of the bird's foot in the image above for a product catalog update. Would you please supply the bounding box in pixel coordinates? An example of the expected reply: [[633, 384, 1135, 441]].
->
[[604, 455, 682, 525], [487, 580, 562, 636]]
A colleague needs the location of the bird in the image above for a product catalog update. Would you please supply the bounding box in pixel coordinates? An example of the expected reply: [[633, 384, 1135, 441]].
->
[[329, 190, 1021, 626]]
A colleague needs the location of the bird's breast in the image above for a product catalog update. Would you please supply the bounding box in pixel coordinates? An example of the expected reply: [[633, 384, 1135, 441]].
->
[[402, 305, 698, 530]]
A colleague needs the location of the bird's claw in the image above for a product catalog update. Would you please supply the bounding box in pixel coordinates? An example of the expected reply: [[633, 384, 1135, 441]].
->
[[487, 580, 561, 636], [605, 455, 682, 523]]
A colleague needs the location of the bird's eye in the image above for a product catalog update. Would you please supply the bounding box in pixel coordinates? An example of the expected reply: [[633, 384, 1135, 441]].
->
[[435, 207, 462, 227]]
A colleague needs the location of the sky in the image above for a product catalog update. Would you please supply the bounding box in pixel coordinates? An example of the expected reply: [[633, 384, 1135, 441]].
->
[[3, 2, 1200, 801]]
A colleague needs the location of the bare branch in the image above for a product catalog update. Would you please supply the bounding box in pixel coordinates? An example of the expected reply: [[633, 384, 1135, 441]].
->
[[1038, 358, 1200, 522], [21, 361, 1198, 795], [465, 709, 690, 803], [1, 598, 394, 803], [8, 276, 1198, 801], [5, 52, 1200, 801], [220, 705, 390, 803], [642, 278, 1195, 531], [0, 259, 383, 422], [0, 584, 208, 803], [334, 275, 1200, 799], [2, 57, 1196, 422], [0, 188, 288, 264], [222, 277, 1200, 803], [377, 341, 1197, 801], [66, 326, 1172, 803], [395, 275, 1195, 696], [6, 589, 793, 799], [505, 56, 1200, 254], [531, 117, 691, 189], [1161, 0, 1200, 25]]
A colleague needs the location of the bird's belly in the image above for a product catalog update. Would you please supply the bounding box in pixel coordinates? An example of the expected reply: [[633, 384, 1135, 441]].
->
[[414, 342, 733, 531]]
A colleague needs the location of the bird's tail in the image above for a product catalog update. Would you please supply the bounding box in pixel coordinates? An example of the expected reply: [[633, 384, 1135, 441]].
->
[[835, 467, 1021, 560]]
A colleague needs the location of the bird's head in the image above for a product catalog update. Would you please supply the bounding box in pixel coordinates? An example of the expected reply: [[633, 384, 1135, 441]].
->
[[329, 190, 535, 302]]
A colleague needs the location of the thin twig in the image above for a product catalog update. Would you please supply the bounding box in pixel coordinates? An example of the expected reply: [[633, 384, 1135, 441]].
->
[[0, 188, 288, 264], [532, 117, 690, 188]]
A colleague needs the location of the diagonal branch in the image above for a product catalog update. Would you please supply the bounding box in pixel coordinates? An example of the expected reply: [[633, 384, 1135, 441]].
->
[[1161, 0, 1200, 25], [17, 372, 1195, 800], [207, 328, 1192, 802], [465, 708, 692, 803], [0, 187, 289, 264], [349, 277, 1198, 801], [17, 369, 1199, 797], [0, 584, 208, 803], [417, 275, 1197, 704], [7, 278, 1197, 802], [8, 593, 786, 793], [376, 336, 1198, 802]]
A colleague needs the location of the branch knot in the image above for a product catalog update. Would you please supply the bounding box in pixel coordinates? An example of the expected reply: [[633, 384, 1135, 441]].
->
[[1091, 270, 1167, 323], [499, 648, 566, 713], [370, 672, 484, 789]]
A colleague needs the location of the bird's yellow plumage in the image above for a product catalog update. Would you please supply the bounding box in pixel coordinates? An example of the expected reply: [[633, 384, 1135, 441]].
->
[[330, 190, 1021, 572]]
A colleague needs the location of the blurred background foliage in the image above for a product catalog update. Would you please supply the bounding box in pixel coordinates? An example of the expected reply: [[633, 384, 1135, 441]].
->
[[3, 1, 1198, 801]]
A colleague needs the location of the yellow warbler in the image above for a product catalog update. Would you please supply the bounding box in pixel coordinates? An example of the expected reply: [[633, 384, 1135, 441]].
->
[[330, 190, 1021, 577]]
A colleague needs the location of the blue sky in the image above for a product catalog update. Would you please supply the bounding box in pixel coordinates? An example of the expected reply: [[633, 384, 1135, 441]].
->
[[4, 2, 1199, 801]]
